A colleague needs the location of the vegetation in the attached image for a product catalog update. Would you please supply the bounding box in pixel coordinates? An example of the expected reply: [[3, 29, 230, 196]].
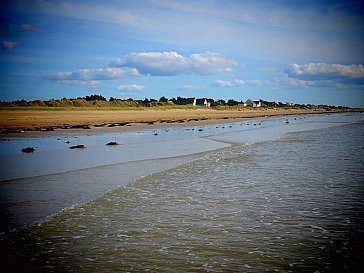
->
[[0, 94, 351, 110]]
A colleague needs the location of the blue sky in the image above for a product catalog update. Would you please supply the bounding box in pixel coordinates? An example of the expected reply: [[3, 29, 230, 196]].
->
[[1, 0, 364, 107]]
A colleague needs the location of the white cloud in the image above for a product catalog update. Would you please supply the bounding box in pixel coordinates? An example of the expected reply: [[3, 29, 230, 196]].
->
[[213, 79, 265, 88], [44, 68, 140, 81], [58, 80, 100, 88], [178, 84, 206, 91], [44, 67, 141, 87], [213, 80, 234, 88], [1, 41, 17, 51], [285, 63, 364, 84], [116, 84, 145, 92], [273, 77, 308, 87], [234, 79, 265, 85], [112, 51, 239, 76]]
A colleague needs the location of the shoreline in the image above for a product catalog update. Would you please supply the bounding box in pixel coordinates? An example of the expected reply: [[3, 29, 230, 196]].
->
[[0, 108, 362, 137]]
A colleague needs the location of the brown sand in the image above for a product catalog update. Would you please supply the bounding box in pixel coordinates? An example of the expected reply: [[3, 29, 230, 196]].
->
[[0, 108, 361, 135]]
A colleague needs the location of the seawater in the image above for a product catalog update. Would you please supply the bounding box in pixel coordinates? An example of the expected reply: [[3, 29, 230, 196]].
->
[[1, 118, 363, 272]]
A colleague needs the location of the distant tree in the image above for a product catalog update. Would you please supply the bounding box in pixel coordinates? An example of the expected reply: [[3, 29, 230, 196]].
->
[[227, 99, 238, 106], [216, 99, 226, 105], [84, 94, 107, 101], [175, 96, 187, 105], [207, 98, 218, 106], [159, 96, 168, 102]]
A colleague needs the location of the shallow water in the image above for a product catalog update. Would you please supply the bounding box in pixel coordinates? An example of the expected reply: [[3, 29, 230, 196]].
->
[[1, 114, 363, 272]]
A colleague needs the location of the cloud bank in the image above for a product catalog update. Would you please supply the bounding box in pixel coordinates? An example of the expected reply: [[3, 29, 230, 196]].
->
[[44, 68, 140, 81], [116, 84, 145, 92], [45, 51, 239, 89], [285, 63, 364, 84], [44, 68, 140, 86], [112, 51, 239, 76]]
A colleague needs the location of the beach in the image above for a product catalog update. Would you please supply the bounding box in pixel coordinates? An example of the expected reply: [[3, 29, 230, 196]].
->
[[0, 108, 360, 135], [1, 112, 364, 272]]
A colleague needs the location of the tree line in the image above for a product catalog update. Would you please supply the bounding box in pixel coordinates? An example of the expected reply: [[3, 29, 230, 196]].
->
[[0, 94, 350, 109]]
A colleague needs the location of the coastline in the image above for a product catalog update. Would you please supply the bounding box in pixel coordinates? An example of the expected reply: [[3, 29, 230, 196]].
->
[[0, 108, 362, 137]]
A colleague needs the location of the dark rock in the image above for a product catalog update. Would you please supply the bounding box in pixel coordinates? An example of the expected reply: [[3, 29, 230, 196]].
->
[[69, 144, 85, 149], [106, 141, 119, 146], [21, 147, 35, 153]]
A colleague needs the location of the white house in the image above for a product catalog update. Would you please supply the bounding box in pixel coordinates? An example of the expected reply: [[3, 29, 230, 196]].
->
[[239, 99, 262, 107], [195, 98, 210, 107], [254, 100, 262, 107], [186, 98, 210, 107]]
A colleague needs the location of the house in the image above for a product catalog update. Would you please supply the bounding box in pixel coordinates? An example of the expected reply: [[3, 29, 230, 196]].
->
[[254, 100, 262, 107], [186, 98, 196, 105], [260, 100, 278, 107], [243, 99, 256, 107], [238, 99, 265, 107], [195, 98, 210, 107], [186, 98, 211, 107]]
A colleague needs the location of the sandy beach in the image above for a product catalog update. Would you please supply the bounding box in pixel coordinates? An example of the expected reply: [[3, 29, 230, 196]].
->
[[0, 108, 360, 135], [1, 111, 363, 272]]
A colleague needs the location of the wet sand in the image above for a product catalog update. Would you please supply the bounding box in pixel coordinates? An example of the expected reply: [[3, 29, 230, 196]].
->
[[0, 108, 360, 136]]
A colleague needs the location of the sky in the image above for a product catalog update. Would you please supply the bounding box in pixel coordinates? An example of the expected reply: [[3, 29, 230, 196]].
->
[[1, 0, 364, 107]]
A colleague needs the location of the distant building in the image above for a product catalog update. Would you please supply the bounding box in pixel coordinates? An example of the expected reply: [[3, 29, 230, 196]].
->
[[238, 99, 265, 107], [237, 101, 245, 106], [186, 98, 211, 107], [260, 100, 278, 107], [195, 98, 210, 107], [253, 100, 262, 107], [242, 99, 256, 107], [186, 98, 196, 105]]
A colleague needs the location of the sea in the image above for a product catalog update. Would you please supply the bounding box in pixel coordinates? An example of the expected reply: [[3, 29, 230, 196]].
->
[[0, 112, 363, 272]]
